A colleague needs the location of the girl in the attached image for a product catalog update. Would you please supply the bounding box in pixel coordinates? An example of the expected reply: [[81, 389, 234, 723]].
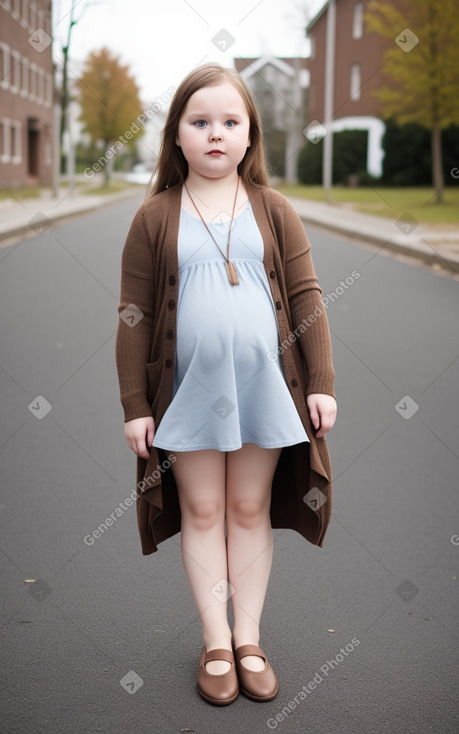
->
[[115, 63, 337, 706]]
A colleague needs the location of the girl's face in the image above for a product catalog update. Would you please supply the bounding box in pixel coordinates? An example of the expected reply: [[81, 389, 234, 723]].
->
[[176, 81, 251, 181]]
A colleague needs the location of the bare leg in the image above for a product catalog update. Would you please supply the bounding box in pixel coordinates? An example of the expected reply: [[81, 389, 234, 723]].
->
[[171, 449, 232, 675], [226, 444, 282, 672]]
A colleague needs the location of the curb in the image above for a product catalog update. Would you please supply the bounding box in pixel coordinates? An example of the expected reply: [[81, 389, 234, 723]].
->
[[296, 213, 459, 273], [0, 187, 142, 243]]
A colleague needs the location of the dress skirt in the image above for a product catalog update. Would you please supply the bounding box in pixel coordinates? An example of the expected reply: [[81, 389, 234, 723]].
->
[[152, 202, 310, 452]]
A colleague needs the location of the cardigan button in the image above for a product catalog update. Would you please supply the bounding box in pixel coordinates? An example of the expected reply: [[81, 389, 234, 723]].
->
[[166, 329, 173, 339], [168, 299, 175, 310], [270, 270, 276, 279], [169, 275, 176, 286], [165, 358, 172, 367], [291, 379, 298, 387], [275, 301, 282, 310]]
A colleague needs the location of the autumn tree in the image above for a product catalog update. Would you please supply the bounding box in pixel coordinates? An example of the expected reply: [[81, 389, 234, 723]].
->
[[76, 48, 144, 183], [366, 0, 459, 203]]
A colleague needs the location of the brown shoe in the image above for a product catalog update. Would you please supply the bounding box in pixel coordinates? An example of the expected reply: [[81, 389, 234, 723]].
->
[[234, 644, 279, 702], [197, 647, 239, 706]]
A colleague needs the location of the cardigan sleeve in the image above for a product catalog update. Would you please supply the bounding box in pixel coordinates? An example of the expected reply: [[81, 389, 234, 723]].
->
[[281, 198, 336, 399], [115, 205, 156, 422]]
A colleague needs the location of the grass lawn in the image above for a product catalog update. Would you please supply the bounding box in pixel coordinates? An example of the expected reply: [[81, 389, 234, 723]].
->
[[81, 180, 142, 195], [0, 185, 42, 201], [275, 184, 459, 225]]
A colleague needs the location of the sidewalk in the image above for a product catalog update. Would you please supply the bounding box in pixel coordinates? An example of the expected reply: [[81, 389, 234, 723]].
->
[[286, 196, 459, 273], [0, 184, 142, 244], [1, 184, 458, 273]]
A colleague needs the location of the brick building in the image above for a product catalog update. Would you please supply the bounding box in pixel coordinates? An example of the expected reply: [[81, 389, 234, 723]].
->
[[0, 0, 53, 187], [306, 0, 391, 176]]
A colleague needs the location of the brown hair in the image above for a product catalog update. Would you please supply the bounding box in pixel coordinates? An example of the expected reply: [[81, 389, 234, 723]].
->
[[146, 63, 269, 198]]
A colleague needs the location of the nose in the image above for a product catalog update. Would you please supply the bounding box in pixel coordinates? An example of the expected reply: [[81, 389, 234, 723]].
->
[[209, 126, 223, 142]]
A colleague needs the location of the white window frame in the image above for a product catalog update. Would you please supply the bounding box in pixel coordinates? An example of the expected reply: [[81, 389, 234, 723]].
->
[[0, 117, 11, 163], [11, 119, 22, 164], [353, 2, 364, 40], [28, 0, 36, 32], [21, 55, 29, 97], [29, 60, 36, 100], [12, 0, 21, 20], [45, 72, 52, 107], [350, 63, 361, 101], [43, 8, 51, 35], [36, 65, 44, 104], [10, 49, 21, 94], [20, 0, 28, 27], [0, 42, 10, 90]]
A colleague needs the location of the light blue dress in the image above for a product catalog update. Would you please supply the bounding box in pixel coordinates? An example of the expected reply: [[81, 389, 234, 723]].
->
[[152, 202, 310, 452]]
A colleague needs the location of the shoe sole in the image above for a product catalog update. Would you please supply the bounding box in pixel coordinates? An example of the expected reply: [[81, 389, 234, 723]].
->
[[239, 681, 279, 702], [197, 685, 239, 706]]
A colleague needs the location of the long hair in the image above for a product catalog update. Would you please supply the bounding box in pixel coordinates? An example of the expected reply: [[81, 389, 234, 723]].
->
[[146, 63, 269, 198]]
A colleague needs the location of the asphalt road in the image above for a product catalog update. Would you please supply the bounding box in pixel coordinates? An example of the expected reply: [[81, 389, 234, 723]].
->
[[1, 193, 458, 734]]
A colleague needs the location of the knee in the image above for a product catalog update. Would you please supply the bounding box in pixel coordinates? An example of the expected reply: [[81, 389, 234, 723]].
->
[[227, 497, 268, 530], [183, 498, 223, 531]]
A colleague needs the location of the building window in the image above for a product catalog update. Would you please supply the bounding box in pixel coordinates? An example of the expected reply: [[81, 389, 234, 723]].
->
[[45, 72, 53, 107], [11, 120, 22, 164], [12, 0, 21, 20], [21, 55, 29, 96], [0, 42, 10, 90], [20, 0, 28, 26], [0, 118, 11, 163], [353, 2, 363, 39], [29, 61, 36, 100], [37, 66, 44, 104], [310, 35, 315, 60], [28, 0, 36, 32], [350, 63, 361, 100], [10, 49, 21, 94]]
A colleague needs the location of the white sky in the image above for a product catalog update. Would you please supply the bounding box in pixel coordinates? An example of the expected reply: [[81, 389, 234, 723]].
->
[[52, 0, 326, 103]]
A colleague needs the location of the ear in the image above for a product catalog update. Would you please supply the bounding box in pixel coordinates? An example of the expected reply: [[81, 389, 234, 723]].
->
[[176, 137, 181, 147]]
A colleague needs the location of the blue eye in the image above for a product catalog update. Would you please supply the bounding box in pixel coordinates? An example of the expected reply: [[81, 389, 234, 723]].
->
[[225, 120, 236, 128], [195, 120, 207, 128]]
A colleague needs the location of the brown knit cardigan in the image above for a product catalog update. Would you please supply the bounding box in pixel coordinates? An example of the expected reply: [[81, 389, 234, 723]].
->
[[115, 183, 336, 555]]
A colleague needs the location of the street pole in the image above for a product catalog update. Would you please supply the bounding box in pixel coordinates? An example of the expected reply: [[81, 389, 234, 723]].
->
[[323, 0, 336, 202]]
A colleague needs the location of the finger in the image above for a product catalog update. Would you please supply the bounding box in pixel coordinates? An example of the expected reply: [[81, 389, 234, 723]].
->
[[309, 403, 320, 430], [146, 424, 155, 449]]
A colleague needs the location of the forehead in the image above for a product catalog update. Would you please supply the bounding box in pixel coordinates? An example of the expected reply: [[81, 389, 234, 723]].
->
[[183, 81, 248, 115]]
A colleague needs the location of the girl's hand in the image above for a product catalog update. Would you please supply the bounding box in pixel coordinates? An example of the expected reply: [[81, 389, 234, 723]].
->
[[124, 416, 155, 459], [306, 394, 337, 438]]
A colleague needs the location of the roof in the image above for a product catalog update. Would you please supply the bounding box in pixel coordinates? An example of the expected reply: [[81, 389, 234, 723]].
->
[[306, 0, 329, 33], [234, 55, 308, 78]]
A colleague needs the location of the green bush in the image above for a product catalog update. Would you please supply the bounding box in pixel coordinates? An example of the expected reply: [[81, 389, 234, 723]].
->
[[297, 129, 368, 185], [382, 121, 459, 186]]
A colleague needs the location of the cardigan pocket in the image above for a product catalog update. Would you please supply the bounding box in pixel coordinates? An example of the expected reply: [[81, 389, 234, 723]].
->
[[146, 359, 163, 412]]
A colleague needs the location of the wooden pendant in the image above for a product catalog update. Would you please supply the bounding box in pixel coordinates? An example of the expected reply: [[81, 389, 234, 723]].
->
[[226, 260, 239, 286]]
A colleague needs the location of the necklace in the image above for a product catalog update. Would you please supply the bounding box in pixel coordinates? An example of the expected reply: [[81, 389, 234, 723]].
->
[[183, 178, 240, 286]]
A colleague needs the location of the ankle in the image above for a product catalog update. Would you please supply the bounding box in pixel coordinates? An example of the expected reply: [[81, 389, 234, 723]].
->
[[232, 630, 260, 649], [203, 630, 233, 651]]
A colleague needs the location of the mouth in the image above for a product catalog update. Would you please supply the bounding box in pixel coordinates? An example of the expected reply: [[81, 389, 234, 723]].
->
[[207, 149, 224, 156]]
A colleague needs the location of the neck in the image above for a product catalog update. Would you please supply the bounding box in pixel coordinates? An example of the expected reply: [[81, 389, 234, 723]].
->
[[185, 170, 240, 195]]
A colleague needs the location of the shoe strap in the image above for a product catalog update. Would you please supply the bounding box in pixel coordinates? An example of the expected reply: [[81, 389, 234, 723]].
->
[[204, 648, 234, 664], [234, 644, 266, 662]]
